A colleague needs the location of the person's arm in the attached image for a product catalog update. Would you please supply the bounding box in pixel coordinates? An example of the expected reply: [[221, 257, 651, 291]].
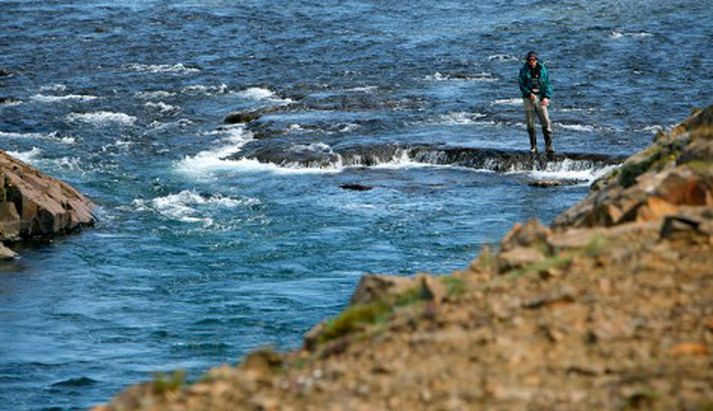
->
[[541, 66, 554, 100], [518, 68, 532, 98]]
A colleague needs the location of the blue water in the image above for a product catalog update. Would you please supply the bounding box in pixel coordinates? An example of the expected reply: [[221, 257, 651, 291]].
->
[[1, 0, 711, 409]]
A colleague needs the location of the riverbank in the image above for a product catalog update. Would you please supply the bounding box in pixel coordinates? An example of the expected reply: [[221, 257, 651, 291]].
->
[[96, 106, 713, 410]]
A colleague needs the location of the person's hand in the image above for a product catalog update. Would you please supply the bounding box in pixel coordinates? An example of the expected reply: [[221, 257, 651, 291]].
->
[[541, 98, 549, 107], [530, 94, 537, 101]]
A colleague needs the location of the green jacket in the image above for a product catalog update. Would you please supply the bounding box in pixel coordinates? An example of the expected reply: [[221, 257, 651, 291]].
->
[[518, 62, 553, 99]]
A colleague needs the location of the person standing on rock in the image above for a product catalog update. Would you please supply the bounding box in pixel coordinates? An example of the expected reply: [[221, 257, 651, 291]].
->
[[518, 51, 554, 154]]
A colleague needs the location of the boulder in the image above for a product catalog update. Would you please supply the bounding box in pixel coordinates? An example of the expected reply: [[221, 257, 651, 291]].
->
[[0, 243, 16, 260], [350, 274, 414, 305], [554, 106, 713, 229], [224, 110, 262, 124], [500, 219, 550, 252], [0, 150, 95, 246], [496, 246, 546, 273]]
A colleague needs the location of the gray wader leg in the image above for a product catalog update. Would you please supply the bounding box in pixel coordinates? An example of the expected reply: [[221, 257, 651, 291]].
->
[[528, 128, 538, 153], [523, 98, 538, 153], [543, 128, 554, 153], [534, 99, 554, 153]]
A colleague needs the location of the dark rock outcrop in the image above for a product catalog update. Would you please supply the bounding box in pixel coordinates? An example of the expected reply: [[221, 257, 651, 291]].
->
[[224, 103, 303, 124], [339, 183, 374, 191], [226, 141, 624, 173], [0, 150, 95, 257]]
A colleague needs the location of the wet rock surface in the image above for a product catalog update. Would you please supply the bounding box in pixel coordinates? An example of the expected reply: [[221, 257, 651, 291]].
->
[[96, 107, 713, 410], [226, 140, 623, 174], [0, 150, 95, 256]]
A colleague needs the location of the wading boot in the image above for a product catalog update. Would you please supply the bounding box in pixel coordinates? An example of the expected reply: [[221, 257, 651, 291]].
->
[[528, 128, 538, 153], [543, 128, 554, 154]]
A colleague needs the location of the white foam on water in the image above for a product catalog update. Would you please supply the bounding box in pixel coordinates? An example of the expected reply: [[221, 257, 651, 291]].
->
[[555, 122, 596, 132], [471, 72, 498, 82], [219, 158, 344, 174], [176, 126, 254, 174], [101, 140, 133, 152], [40, 84, 67, 92], [52, 156, 84, 171], [425, 72, 497, 82], [513, 159, 619, 184], [6, 147, 43, 163], [338, 123, 360, 133], [180, 131, 343, 175], [67, 111, 137, 125], [144, 101, 179, 113], [488, 54, 519, 62], [135, 90, 177, 99], [439, 112, 488, 125], [289, 142, 333, 153], [125, 63, 200, 74], [425, 72, 448, 81], [182, 84, 229, 95], [1, 131, 47, 139], [344, 86, 378, 92], [133, 190, 260, 226], [0, 99, 23, 106], [0, 131, 75, 144], [639, 125, 665, 133], [558, 107, 596, 113], [236, 87, 293, 104], [368, 150, 431, 170], [30, 94, 98, 103], [150, 119, 194, 130], [610, 30, 653, 39], [491, 98, 523, 106]]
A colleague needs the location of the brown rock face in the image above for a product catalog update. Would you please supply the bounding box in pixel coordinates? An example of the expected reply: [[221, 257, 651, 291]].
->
[[554, 106, 713, 229], [0, 150, 95, 247]]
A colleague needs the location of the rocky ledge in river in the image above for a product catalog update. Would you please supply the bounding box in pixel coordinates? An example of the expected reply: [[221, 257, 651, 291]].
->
[[96, 106, 713, 410], [0, 150, 96, 259]]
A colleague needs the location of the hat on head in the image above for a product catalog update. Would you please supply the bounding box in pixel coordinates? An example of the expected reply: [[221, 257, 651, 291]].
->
[[525, 51, 538, 61]]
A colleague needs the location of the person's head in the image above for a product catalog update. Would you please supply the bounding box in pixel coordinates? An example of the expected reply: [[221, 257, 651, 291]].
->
[[526, 51, 538, 68]]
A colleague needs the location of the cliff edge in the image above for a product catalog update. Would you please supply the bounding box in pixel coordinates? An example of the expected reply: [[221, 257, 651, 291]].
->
[[96, 106, 713, 410], [0, 150, 96, 258]]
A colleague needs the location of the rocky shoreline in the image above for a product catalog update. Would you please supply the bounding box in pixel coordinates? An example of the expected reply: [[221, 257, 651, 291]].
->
[[96, 106, 712, 410], [0, 150, 96, 259]]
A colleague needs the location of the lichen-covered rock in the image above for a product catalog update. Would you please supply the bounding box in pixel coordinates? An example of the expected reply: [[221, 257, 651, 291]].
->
[[349, 274, 415, 305], [554, 106, 713, 228], [0, 150, 95, 246]]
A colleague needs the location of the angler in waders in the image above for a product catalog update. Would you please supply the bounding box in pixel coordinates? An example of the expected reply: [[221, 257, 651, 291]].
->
[[518, 51, 554, 154]]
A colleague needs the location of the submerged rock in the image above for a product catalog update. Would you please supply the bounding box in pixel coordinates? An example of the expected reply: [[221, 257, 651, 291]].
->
[[0, 150, 95, 252], [339, 183, 373, 191], [526, 178, 584, 187], [224, 103, 302, 124]]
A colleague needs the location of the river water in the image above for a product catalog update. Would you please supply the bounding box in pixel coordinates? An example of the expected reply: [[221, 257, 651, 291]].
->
[[1, 0, 711, 409]]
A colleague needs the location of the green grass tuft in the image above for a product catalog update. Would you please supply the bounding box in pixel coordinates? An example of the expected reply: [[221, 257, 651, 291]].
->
[[440, 276, 466, 297], [152, 370, 186, 395], [317, 301, 391, 344]]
